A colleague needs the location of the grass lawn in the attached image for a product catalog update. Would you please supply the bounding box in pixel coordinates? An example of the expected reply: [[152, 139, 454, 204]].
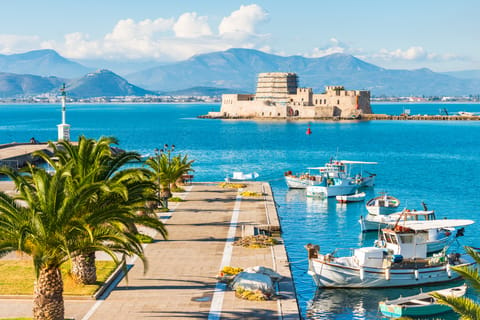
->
[[0, 259, 117, 296]]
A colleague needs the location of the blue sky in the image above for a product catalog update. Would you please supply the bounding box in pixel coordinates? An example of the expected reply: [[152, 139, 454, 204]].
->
[[0, 0, 478, 71]]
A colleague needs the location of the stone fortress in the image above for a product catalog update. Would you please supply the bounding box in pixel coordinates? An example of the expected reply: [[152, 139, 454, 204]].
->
[[216, 72, 372, 119]]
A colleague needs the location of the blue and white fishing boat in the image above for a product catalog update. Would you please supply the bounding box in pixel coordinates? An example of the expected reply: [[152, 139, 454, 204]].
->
[[306, 177, 359, 198], [365, 193, 400, 215], [379, 284, 467, 318], [284, 159, 377, 189], [306, 219, 475, 288]]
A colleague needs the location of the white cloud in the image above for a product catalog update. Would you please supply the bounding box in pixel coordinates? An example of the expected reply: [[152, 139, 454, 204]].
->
[[219, 4, 268, 37], [0, 5, 270, 62], [0, 35, 43, 54], [376, 46, 428, 60], [173, 12, 212, 38], [305, 38, 350, 58], [371, 46, 462, 63]]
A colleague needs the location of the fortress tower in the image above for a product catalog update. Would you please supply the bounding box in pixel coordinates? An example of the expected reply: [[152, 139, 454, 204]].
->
[[255, 73, 298, 105]]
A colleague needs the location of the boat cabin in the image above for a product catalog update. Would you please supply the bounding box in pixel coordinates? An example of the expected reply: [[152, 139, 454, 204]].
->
[[380, 219, 475, 259], [381, 227, 428, 259]]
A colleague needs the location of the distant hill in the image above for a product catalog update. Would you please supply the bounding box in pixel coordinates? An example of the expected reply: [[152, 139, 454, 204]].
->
[[65, 69, 157, 98], [126, 48, 480, 96], [0, 72, 63, 98], [443, 70, 480, 80], [162, 86, 245, 96], [1, 48, 480, 97], [0, 49, 92, 78]]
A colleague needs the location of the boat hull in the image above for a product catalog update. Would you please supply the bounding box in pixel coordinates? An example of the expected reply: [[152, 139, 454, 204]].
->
[[306, 185, 358, 198], [379, 301, 452, 318], [336, 192, 366, 203], [308, 257, 472, 288], [378, 284, 466, 318], [285, 176, 317, 189]]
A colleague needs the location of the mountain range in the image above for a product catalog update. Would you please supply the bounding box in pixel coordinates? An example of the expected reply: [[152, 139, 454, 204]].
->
[[1, 48, 480, 98]]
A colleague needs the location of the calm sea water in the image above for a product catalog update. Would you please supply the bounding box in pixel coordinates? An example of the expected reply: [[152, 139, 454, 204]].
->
[[1, 102, 480, 319]]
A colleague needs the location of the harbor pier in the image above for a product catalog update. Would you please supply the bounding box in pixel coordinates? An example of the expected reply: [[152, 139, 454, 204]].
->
[[0, 181, 301, 319], [0, 142, 52, 169]]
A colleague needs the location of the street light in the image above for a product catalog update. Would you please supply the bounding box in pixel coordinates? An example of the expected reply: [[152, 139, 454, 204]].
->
[[156, 144, 175, 209]]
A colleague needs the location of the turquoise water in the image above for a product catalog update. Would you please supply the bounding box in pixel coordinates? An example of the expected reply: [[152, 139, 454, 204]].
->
[[1, 103, 480, 319]]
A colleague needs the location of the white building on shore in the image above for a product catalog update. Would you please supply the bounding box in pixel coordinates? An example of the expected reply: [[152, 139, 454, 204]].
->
[[216, 72, 372, 119]]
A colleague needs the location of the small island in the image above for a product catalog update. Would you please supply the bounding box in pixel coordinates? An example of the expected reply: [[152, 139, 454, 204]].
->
[[202, 72, 372, 120]]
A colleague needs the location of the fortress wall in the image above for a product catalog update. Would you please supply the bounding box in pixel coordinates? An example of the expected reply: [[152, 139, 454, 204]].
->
[[219, 73, 371, 119]]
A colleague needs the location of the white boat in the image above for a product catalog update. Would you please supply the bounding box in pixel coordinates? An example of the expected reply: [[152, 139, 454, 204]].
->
[[306, 219, 475, 288], [284, 159, 377, 189], [306, 177, 359, 198], [360, 209, 459, 254], [458, 111, 479, 116], [225, 171, 259, 182], [365, 193, 400, 215], [336, 191, 366, 203], [360, 207, 434, 232], [379, 284, 467, 318]]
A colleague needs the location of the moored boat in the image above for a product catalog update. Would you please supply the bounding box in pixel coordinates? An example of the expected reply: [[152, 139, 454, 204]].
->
[[306, 177, 359, 198], [336, 191, 366, 203], [306, 219, 475, 288], [225, 171, 259, 182], [284, 159, 377, 189], [360, 206, 461, 253], [379, 284, 467, 318], [360, 204, 433, 232], [365, 193, 400, 215]]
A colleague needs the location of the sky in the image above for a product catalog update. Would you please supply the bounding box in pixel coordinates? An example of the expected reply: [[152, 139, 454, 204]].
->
[[0, 0, 479, 72]]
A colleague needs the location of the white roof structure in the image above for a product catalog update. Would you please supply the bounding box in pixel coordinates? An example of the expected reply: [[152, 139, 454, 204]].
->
[[340, 160, 378, 165], [398, 219, 474, 231]]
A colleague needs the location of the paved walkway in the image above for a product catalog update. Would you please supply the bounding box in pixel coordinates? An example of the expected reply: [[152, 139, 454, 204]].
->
[[0, 182, 300, 319]]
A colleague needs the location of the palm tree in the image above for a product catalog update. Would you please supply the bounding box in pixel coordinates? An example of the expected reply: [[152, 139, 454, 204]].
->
[[0, 165, 131, 320], [34, 136, 168, 284], [145, 151, 194, 208], [431, 246, 480, 319]]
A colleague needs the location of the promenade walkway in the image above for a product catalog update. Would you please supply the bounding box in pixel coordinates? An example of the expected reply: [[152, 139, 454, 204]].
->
[[0, 182, 300, 319]]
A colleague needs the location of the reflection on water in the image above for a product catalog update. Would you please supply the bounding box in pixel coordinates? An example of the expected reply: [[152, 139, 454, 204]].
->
[[307, 283, 464, 320], [306, 197, 329, 213], [285, 188, 307, 203]]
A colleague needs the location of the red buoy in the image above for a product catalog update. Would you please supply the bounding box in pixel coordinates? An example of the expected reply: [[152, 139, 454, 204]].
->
[[306, 125, 312, 135]]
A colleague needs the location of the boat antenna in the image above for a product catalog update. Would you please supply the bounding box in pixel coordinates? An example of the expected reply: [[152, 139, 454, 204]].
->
[[421, 202, 428, 211], [392, 208, 407, 230]]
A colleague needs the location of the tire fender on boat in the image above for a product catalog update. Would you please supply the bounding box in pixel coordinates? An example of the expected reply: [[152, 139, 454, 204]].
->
[[414, 269, 419, 280]]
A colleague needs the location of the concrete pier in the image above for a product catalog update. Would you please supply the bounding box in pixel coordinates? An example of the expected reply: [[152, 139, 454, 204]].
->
[[0, 142, 52, 168], [0, 182, 301, 319]]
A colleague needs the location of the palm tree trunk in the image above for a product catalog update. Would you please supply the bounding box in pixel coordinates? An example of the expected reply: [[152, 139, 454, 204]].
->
[[33, 266, 64, 320], [71, 252, 97, 284], [160, 188, 171, 208]]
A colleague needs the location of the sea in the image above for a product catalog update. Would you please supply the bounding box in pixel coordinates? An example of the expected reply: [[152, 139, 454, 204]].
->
[[1, 102, 480, 319]]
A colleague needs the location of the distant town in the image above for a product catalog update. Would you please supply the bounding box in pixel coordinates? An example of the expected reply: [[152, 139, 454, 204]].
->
[[0, 95, 222, 104], [0, 94, 478, 104]]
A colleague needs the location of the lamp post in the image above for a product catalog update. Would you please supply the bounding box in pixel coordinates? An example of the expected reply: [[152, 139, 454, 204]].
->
[[156, 144, 175, 209], [154, 148, 161, 208]]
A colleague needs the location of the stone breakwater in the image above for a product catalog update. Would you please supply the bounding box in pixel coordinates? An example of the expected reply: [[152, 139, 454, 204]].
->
[[199, 113, 480, 121]]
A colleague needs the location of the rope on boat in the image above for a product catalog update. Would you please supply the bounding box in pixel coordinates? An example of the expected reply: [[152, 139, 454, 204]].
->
[[287, 258, 309, 264]]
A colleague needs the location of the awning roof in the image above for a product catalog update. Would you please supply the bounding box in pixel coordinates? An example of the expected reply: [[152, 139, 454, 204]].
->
[[340, 160, 378, 165], [396, 219, 475, 230]]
